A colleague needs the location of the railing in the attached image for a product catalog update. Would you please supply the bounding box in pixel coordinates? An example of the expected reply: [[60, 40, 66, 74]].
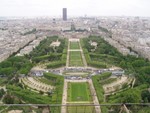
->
[[0, 103, 150, 113]]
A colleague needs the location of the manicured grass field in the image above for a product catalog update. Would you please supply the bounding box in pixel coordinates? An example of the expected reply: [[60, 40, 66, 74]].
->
[[67, 105, 95, 113], [69, 51, 84, 67], [68, 82, 91, 102], [70, 41, 80, 49]]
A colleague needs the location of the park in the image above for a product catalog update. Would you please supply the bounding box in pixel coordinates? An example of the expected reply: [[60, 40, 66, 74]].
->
[[68, 82, 91, 102], [0, 36, 149, 113]]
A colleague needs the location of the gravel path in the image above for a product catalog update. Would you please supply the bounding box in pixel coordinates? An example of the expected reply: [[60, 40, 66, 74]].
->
[[78, 39, 87, 67], [66, 39, 70, 67], [88, 79, 101, 113], [61, 79, 68, 113]]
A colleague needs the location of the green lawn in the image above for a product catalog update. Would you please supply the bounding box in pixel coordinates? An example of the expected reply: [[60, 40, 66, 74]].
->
[[67, 105, 95, 113], [68, 82, 91, 102], [70, 41, 80, 49], [69, 51, 84, 67]]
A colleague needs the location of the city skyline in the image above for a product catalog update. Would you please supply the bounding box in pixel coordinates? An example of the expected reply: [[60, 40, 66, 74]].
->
[[0, 0, 150, 17]]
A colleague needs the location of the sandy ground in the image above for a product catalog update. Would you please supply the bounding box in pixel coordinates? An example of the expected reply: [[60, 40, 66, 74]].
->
[[103, 76, 130, 93], [8, 110, 22, 113]]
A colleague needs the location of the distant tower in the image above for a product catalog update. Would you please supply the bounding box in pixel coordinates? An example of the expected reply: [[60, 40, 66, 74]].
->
[[63, 8, 67, 21]]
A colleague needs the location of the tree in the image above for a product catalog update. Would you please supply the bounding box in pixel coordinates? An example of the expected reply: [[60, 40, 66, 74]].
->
[[39, 91, 44, 95], [141, 90, 150, 103], [0, 89, 5, 98], [140, 66, 150, 75], [132, 60, 145, 67], [0, 61, 12, 68], [120, 89, 141, 103], [3, 93, 14, 104], [0, 67, 15, 76], [119, 61, 126, 68]]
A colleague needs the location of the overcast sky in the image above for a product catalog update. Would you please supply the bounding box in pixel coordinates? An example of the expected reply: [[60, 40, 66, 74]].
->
[[0, 0, 150, 17]]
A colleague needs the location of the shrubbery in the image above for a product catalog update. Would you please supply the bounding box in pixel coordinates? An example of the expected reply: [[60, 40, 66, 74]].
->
[[108, 84, 148, 103], [0, 88, 5, 99], [6, 73, 64, 104], [92, 75, 104, 103], [47, 61, 66, 69], [82, 36, 150, 85], [43, 73, 64, 103], [0, 56, 33, 77], [6, 85, 51, 104], [32, 53, 62, 63]]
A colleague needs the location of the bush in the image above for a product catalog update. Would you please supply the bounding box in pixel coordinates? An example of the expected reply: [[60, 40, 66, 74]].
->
[[3, 93, 14, 104], [92, 75, 104, 103], [108, 84, 148, 103], [6, 85, 51, 104], [97, 72, 112, 80], [0, 56, 33, 77], [0, 88, 5, 98], [141, 90, 150, 103], [32, 53, 62, 63], [88, 61, 106, 68], [43, 73, 64, 103], [47, 61, 65, 69]]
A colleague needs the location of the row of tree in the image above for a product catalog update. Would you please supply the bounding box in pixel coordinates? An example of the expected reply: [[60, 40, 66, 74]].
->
[[0, 56, 33, 77], [82, 36, 150, 85], [0, 36, 68, 79], [82, 36, 150, 106], [29, 36, 65, 58]]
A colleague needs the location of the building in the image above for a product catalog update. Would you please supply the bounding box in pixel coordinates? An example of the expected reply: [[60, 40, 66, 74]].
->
[[63, 8, 67, 21]]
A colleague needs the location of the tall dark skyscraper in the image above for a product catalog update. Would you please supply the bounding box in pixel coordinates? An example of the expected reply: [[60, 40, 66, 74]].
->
[[63, 8, 67, 21]]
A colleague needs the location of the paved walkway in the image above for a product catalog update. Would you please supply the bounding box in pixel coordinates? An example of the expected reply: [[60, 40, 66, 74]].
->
[[66, 39, 70, 67], [78, 40, 87, 67], [61, 79, 68, 113], [88, 79, 101, 113], [68, 49, 82, 51]]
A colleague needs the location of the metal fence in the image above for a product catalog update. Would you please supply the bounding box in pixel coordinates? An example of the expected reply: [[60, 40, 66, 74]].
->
[[0, 103, 150, 113]]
